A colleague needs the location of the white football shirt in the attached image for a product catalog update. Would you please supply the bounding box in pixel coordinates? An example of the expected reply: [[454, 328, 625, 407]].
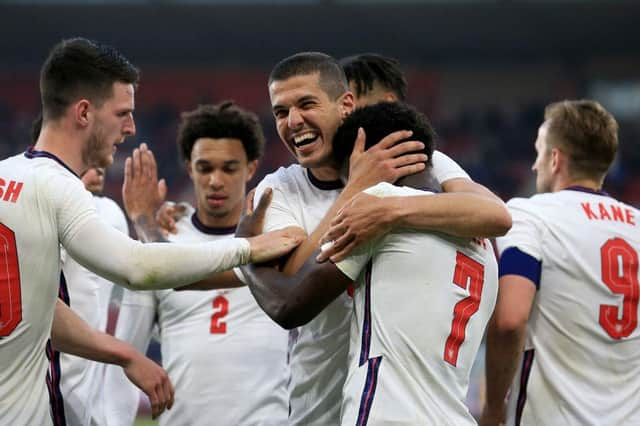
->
[[254, 150, 470, 425], [496, 188, 640, 426], [105, 211, 289, 426], [0, 148, 255, 426], [333, 182, 498, 425]]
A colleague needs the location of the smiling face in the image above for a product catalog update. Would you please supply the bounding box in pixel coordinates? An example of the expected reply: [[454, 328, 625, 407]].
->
[[187, 137, 257, 227], [269, 72, 354, 174], [83, 82, 136, 169]]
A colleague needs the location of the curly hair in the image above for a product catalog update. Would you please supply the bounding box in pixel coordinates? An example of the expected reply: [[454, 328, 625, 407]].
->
[[340, 54, 407, 101], [177, 101, 265, 162], [332, 101, 435, 169]]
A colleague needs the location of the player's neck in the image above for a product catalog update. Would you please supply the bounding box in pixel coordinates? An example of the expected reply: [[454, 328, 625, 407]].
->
[[554, 176, 602, 193], [196, 204, 241, 229], [34, 125, 86, 176], [308, 165, 340, 181], [395, 169, 429, 190]]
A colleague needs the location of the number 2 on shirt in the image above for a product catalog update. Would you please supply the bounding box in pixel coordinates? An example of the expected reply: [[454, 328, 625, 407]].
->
[[599, 237, 639, 339], [0, 223, 22, 337], [210, 295, 229, 334], [444, 252, 484, 367]]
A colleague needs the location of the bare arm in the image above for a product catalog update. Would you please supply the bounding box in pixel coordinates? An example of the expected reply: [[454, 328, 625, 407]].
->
[[480, 274, 536, 426], [241, 253, 351, 329], [282, 129, 427, 274], [51, 299, 173, 419], [236, 190, 352, 328], [318, 176, 511, 264]]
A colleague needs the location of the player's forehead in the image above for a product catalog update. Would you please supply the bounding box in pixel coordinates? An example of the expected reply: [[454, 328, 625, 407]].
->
[[269, 73, 327, 107], [536, 120, 552, 148], [191, 137, 248, 164], [101, 82, 135, 110]]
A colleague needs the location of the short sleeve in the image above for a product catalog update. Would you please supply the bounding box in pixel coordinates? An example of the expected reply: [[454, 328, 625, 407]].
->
[[330, 241, 375, 281], [254, 170, 305, 233], [495, 197, 545, 262], [431, 150, 470, 183]]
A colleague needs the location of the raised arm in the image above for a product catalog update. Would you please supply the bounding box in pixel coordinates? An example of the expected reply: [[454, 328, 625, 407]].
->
[[51, 299, 173, 419]]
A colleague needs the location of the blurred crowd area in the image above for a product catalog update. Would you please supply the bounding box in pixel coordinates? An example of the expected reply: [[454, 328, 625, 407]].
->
[[1, 66, 639, 209]]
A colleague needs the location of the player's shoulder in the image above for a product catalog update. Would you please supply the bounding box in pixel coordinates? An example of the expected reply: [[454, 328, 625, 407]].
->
[[4, 152, 86, 201], [506, 193, 558, 212], [259, 164, 305, 187], [364, 182, 434, 198]]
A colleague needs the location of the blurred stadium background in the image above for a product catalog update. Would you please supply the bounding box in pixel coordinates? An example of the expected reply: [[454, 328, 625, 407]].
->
[[1, 0, 639, 424]]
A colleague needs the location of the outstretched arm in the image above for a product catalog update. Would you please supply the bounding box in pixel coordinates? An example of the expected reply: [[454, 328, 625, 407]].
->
[[63, 214, 301, 291], [121, 143, 245, 290], [51, 299, 173, 419]]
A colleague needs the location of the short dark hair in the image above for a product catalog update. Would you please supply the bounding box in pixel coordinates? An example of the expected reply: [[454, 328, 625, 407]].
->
[[332, 102, 435, 170], [40, 37, 140, 121], [544, 100, 618, 181], [340, 54, 407, 101], [177, 101, 265, 163], [269, 52, 349, 100]]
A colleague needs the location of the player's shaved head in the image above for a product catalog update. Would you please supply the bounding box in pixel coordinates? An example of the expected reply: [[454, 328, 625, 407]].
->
[[269, 52, 349, 100]]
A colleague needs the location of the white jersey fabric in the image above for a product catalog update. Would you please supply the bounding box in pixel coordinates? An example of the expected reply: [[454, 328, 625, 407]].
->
[[0, 149, 253, 426], [105, 211, 289, 426], [333, 182, 498, 425], [52, 196, 129, 426], [254, 150, 469, 425], [496, 188, 640, 426]]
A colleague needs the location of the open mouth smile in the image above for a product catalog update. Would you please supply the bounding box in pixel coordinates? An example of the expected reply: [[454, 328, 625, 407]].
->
[[293, 132, 319, 148]]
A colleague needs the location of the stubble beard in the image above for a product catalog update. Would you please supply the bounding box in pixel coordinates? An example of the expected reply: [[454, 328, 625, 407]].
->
[[83, 129, 112, 169]]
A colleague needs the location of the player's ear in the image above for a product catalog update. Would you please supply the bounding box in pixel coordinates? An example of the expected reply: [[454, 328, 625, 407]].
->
[[550, 147, 563, 174], [185, 160, 194, 179], [339, 91, 355, 119], [73, 99, 91, 128], [246, 160, 258, 182]]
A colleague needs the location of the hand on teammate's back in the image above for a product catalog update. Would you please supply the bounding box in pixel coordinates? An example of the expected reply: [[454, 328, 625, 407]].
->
[[238, 188, 306, 263], [122, 350, 175, 419], [122, 143, 167, 223]]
